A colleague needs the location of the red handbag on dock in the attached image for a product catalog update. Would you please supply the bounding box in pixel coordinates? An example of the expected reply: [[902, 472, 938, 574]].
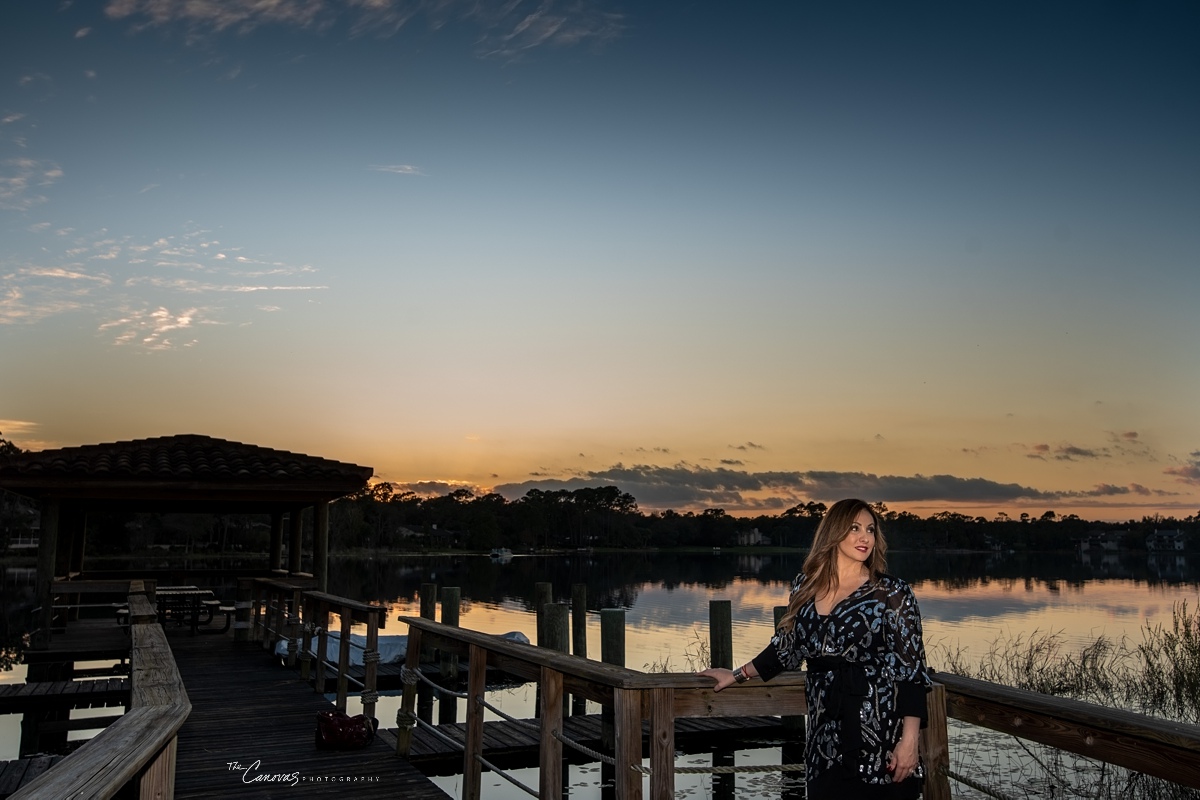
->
[[315, 710, 377, 749]]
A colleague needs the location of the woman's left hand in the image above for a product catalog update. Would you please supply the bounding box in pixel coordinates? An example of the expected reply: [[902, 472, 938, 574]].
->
[[886, 735, 919, 783]]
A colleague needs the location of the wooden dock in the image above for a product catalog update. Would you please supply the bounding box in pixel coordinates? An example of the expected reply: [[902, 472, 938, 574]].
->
[[167, 631, 450, 799]]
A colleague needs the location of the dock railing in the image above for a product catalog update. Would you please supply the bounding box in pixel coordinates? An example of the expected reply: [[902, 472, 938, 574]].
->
[[396, 616, 1200, 800], [249, 577, 386, 720], [12, 579, 191, 800]]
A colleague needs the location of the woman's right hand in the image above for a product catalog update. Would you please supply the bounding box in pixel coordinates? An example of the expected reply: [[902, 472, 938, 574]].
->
[[695, 668, 736, 692]]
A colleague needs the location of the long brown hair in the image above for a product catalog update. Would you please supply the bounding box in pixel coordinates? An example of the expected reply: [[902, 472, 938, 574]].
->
[[777, 498, 888, 632]]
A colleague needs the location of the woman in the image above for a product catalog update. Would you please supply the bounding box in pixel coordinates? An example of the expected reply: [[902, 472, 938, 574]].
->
[[697, 498, 931, 798]]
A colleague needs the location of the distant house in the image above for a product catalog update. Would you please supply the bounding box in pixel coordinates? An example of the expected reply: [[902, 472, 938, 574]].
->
[[1078, 530, 1122, 554], [1146, 529, 1186, 552], [737, 527, 768, 547]]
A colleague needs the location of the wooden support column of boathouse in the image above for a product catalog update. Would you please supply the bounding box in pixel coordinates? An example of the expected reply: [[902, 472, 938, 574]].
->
[[288, 507, 304, 574]]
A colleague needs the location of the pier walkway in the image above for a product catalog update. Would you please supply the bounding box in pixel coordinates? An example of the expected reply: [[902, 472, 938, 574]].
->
[[167, 631, 449, 799]]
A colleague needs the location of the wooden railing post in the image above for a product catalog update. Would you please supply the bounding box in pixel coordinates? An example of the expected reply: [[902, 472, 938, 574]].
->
[[463, 643, 487, 800], [363, 607, 380, 722], [614, 688, 643, 800], [285, 585, 302, 668], [922, 682, 951, 800], [709, 600, 732, 669], [539, 666, 565, 800], [250, 583, 263, 641], [649, 687, 675, 800], [313, 599, 330, 692], [395, 627, 423, 757], [334, 610, 353, 712], [299, 596, 314, 682]]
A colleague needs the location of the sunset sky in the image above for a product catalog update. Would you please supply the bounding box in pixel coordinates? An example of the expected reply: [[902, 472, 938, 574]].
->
[[2, 1, 1198, 521]]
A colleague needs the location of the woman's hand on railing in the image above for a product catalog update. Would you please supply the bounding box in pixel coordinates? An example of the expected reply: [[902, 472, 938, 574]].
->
[[695, 668, 737, 692]]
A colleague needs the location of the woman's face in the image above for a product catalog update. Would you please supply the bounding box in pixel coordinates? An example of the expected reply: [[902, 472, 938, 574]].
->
[[836, 508, 876, 567]]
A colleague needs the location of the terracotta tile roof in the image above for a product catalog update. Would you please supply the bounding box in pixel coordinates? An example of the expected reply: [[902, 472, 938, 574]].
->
[[0, 434, 372, 485]]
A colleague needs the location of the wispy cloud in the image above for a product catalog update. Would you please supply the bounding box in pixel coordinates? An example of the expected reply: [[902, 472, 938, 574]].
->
[[0, 158, 63, 210], [2, 225, 326, 348], [1164, 451, 1200, 486], [370, 164, 423, 175], [104, 0, 622, 58], [97, 305, 213, 349]]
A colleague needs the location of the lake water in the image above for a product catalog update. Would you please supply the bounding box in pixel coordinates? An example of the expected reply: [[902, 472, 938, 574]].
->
[[3, 549, 1198, 797]]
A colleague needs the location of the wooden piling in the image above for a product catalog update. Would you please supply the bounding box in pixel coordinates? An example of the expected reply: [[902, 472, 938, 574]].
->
[[600, 608, 625, 753], [534, 581, 553, 646], [571, 584, 588, 716], [709, 600, 732, 670], [419, 583, 437, 663], [440, 587, 461, 682]]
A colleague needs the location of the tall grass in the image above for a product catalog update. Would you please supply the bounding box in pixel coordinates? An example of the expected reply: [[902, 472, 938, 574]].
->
[[934, 599, 1200, 724], [932, 599, 1200, 799]]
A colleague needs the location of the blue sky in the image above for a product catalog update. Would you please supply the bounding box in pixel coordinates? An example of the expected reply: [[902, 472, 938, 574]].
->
[[2, 1, 1198, 519]]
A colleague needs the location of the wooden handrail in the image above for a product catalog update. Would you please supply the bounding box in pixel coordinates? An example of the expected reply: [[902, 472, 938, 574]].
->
[[399, 617, 1200, 799], [937, 671, 1200, 788], [11, 588, 191, 800]]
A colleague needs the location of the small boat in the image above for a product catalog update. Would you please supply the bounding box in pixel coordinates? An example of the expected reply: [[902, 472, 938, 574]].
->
[[490, 548, 514, 560]]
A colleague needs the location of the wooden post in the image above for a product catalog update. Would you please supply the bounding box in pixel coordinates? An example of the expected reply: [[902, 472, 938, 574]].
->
[[419, 583, 437, 663], [300, 596, 314, 681], [534, 581, 553, 646], [649, 687, 675, 800], [268, 511, 284, 571], [921, 682, 951, 800], [440, 587, 461, 682], [614, 688, 643, 800], [313, 501, 330, 592], [463, 643, 487, 800], [571, 583, 588, 657], [712, 747, 735, 800], [250, 583, 263, 643], [539, 666, 565, 800], [288, 509, 304, 574], [34, 499, 59, 649], [336, 610, 352, 712], [363, 607, 380, 723], [313, 599, 330, 692], [709, 600, 732, 669], [601, 608, 626, 755], [571, 584, 588, 716], [137, 735, 177, 800], [396, 627, 424, 756], [545, 603, 570, 717], [286, 585, 302, 668], [234, 578, 253, 643], [545, 603, 570, 654]]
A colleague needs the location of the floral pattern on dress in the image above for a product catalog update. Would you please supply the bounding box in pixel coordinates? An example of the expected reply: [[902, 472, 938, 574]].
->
[[768, 572, 931, 786]]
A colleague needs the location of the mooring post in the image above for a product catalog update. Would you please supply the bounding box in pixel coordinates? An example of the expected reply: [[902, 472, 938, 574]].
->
[[545, 603, 571, 717], [440, 586, 461, 680], [571, 583, 588, 715], [600, 607, 626, 759], [709, 600, 732, 669], [419, 582, 437, 663], [534, 581, 553, 645]]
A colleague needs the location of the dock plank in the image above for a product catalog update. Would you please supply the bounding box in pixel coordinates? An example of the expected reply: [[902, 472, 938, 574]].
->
[[167, 631, 450, 798]]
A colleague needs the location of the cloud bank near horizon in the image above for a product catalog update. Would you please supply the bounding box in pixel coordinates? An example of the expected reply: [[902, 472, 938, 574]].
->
[[488, 462, 1177, 512]]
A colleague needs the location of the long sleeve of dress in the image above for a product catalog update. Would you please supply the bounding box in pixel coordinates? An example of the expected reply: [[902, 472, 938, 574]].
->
[[882, 581, 931, 723]]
